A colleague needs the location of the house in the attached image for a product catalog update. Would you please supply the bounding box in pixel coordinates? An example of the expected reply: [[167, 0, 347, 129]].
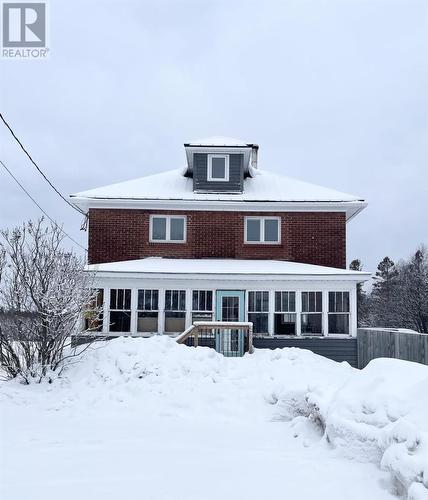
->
[[71, 136, 370, 360]]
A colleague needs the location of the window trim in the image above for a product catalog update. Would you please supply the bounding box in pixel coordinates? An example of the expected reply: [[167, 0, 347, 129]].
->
[[207, 154, 229, 182], [149, 215, 187, 243], [328, 291, 350, 335], [300, 290, 323, 336], [244, 217, 281, 244], [109, 288, 132, 333]]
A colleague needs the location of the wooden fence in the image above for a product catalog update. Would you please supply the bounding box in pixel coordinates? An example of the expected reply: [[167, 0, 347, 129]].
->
[[357, 328, 428, 368]]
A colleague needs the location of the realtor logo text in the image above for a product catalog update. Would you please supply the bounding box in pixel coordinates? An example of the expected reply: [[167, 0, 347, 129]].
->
[[2, 2, 49, 58]]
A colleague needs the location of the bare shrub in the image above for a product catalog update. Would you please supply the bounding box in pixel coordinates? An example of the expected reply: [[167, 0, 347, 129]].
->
[[0, 219, 100, 383]]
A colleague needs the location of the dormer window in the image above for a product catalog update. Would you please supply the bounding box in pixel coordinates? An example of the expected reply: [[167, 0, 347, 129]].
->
[[207, 154, 229, 182]]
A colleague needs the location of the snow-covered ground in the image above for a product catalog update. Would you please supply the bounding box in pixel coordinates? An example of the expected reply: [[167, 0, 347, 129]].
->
[[1, 337, 427, 500]]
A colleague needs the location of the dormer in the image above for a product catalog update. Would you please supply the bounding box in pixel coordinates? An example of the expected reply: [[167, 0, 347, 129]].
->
[[184, 136, 258, 193]]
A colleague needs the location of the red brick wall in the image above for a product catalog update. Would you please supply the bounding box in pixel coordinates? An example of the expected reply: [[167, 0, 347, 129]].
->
[[88, 209, 346, 269]]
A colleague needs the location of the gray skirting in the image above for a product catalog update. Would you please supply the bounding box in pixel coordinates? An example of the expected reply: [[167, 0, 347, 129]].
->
[[253, 336, 358, 367]]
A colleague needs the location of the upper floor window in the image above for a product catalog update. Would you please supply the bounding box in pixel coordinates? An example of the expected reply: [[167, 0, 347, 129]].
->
[[150, 215, 186, 243], [207, 154, 229, 182], [244, 217, 280, 244]]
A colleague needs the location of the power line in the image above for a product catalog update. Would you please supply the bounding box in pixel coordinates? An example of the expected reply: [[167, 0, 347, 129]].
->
[[0, 159, 87, 252], [0, 112, 86, 216]]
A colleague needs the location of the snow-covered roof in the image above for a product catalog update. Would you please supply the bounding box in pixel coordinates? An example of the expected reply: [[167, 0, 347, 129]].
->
[[86, 257, 371, 281], [185, 136, 253, 147], [72, 168, 363, 204]]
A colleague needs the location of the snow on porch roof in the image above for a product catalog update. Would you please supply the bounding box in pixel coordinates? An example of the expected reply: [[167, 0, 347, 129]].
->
[[72, 168, 364, 205], [86, 257, 372, 280]]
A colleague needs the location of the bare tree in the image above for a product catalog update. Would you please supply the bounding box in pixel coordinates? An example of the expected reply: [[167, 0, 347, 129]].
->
[[0, 219, 100, 383]]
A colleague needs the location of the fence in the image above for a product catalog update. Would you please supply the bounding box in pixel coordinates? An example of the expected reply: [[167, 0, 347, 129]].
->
[[176, 321, 253, 357], [357, 328, 428, 368]]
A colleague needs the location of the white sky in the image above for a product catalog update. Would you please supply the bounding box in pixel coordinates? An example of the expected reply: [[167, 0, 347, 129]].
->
[[1, 0, 427, 273]]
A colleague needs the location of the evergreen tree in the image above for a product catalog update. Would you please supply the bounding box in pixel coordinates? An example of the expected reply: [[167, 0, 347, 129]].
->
[[399, 248, 428, 333], [371, 256, 399, 327]]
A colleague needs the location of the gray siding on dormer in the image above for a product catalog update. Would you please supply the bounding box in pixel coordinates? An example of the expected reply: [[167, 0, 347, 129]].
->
[[193, 153, 244, 192]]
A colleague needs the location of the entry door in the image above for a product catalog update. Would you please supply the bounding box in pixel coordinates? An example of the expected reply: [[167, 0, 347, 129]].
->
[[215, 290, 245, 322], [215, 291, 245, 356]]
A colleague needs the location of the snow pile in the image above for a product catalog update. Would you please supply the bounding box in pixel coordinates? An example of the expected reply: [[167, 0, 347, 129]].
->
[[3, 336, 428, 499], [316, 358, 428, 499]]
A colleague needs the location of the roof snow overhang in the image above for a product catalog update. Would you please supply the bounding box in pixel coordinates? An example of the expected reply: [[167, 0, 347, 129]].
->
[[71, 197, 366, 221]]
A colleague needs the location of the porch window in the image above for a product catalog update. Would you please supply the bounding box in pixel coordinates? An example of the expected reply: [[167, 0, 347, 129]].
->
[[328, 291, 350, 335], [109, 288, 131, 332], [192, 290, 213, 322], [301, 291, 323, 335], [274, 291, 296, 335], [165, 289, 186, 333], [248, 291, 269, 334], [137, 289, 159, 333], [207, 154, 229, 182], [244, 217, 280, 244], [150, 215, 186, 242], [84, 288, 104, 332]]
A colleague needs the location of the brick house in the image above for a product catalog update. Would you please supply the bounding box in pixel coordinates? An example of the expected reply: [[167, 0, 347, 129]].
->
[[71, 137, 370, 357]]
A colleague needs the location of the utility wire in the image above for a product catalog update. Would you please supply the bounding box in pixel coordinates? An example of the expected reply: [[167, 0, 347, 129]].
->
[[0, 159, 87, 252], [0, 112, 86, 216]]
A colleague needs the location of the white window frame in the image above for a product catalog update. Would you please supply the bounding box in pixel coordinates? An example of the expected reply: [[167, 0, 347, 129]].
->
[[149, 215, 187, 243], [244, 217, 281, 244], [328, 291, 350, 335], [109, 288, 132, 333], [191, 289, 214, 322], [247, 290, 269, 335], [136, 289, 159, 334], [300, 290, 323, 336], [207, 154, 229, 182]]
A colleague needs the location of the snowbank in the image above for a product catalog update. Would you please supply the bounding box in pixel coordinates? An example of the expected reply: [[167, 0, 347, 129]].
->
[[317, 358, 428, 499], [62, 338, 428, 498], [2, 336, 428, 499]]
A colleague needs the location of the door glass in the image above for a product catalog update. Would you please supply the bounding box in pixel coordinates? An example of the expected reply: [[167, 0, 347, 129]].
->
[[222, 296, 239, 322]]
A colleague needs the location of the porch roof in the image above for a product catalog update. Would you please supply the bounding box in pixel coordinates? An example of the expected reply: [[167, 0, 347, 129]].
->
[[86, 257, 371, 281]]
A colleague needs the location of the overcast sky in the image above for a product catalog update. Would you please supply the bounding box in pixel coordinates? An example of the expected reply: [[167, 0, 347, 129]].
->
[[1, 0, 427, 273]]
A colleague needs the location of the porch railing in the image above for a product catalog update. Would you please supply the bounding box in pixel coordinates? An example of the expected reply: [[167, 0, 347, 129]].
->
[[176, 321, 254, 357]]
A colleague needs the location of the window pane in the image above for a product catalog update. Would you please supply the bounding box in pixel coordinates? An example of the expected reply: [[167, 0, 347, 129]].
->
[[246, 219, 261, 242], [329, 292, 335, 312], [275, 292, 281, 312], [192, 291, 198, 310], [179, 290, 186, 310], [315, 292, 322, 312], [165, 290, 172, 310], [206, 291, 212, 311], [264, 219, 279, 242], [170, 218, 184, 241], [255, 292, 262, 311], [274, 313, 296, 335], [301, 313, 322, 335], [110, 289, 117, 310], [124, 289, 131, 310], [137, 312, 158, 332], [152, 217, 166, 240], [248, 313, 268, 334], [302, 292, 309, 312], [248, 291, 255, 312], [152, 290, 159, 310], [328, 313, 349, 334], [110, 311, 131, 332], [262, 292, 269, 312], [165, 311, 185, 333], [172, 290, 178, 310], [211, 157, 226, 179], [289, 292, 296, 312]]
